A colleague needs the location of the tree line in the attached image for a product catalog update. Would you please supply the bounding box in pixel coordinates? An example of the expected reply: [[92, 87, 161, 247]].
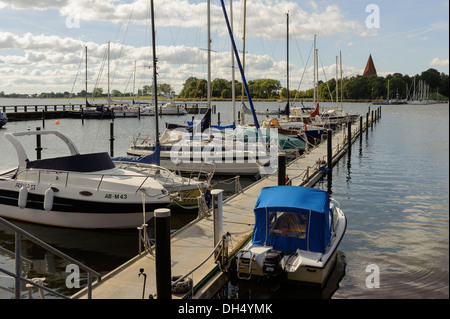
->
[[177, 68, 448, 101], [1, 68, 448, 101], [0, 83, 175, 99]]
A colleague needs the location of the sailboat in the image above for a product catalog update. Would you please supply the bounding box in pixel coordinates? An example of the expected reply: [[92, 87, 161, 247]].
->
[[126, 0, 274, 176], [263, 18, 324, 145], [67, 45, 115, 119], [114, 0, 211, 206]]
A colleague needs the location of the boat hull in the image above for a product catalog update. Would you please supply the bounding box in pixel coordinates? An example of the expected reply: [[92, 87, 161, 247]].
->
[[0, 186, 168, 229], [236, 245, 339, 287], [0, 203, 153, 229]]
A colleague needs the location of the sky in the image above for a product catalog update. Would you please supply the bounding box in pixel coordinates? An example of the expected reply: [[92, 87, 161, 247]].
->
[[0, 0, 449, 95]]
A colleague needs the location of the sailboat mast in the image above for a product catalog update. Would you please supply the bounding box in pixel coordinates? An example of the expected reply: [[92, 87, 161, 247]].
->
[[286, 11, 289, 108], [207, 0, 211, 111], [220, 0, 259, 130], [340, 50, 343, 110], [313, 35, 316, 105], [240, 0, 247, 124], [150, 0, 159, 145], [107, 41, 110, 107], [85, 46, 88, 105], [230, 0, 236, 125], [133, 60, 136, 100], [336, 55, 338, 109], [316, 47, 319, 102]]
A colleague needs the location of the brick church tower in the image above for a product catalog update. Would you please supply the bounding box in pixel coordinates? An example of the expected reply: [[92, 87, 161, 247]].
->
[[363, 54, 377, 77]]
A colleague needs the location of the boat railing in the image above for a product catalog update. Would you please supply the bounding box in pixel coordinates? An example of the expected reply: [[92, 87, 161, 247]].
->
[[13, 168, 163, 195], [114, 161, 214, 197], [0, 216, 101, 299]]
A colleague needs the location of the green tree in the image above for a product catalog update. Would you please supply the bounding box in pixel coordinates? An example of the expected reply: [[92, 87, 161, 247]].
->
[[211, 78, 229, 98], [158, 83, 174, 96], [367, 76, 386, 99]]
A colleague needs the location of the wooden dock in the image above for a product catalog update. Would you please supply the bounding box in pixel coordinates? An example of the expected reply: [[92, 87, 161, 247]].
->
[[1, 102, 208, 121], [72, 111, 379, 299]]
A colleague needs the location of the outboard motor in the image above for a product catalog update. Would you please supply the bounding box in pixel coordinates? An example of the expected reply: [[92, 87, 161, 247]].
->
[[262, 249, 285, 277]]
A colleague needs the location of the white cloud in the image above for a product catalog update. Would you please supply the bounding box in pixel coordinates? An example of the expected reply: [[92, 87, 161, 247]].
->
[[429, 57, 449, 67]]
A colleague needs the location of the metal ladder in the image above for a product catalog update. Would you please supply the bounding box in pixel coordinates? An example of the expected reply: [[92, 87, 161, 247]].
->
[[236, 250, 253, 280]]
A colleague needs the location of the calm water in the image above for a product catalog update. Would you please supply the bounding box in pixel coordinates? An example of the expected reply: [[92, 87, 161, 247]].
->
[[0, 99, 448, 299]]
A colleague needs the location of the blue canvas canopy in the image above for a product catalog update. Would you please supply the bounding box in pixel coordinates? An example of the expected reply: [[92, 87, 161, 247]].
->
[[112, 143, 160, 166], [252, 186, 331, 254]]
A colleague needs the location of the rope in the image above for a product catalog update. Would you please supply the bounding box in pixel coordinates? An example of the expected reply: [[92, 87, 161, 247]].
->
[[171, 232, 231, 288]]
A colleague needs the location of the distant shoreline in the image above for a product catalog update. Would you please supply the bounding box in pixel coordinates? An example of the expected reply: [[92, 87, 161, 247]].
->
[[2, 96, 447, 103]]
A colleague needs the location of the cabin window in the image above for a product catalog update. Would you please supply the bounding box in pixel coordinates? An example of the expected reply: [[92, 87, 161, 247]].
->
[[268, 212, 307, 239]]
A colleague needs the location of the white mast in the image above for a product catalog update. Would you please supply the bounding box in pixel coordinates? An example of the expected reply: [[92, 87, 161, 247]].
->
[[340, 50, 343, 110], [107, 41, 110, 108], [230, 0, 236, 125], [336, 55, 338, 109], [240, 0, 246, 124], [207, 0, 211, 111], [313, 34, 316, 106]]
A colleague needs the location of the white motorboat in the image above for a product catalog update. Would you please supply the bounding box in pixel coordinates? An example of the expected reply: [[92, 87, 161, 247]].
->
[[0, 130, 171, 229], [236, 186, 347, 287], [130, 101, 187, 116]]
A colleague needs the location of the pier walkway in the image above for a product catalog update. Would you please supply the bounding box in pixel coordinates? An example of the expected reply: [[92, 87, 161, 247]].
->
[[73, 112, 377, 299]]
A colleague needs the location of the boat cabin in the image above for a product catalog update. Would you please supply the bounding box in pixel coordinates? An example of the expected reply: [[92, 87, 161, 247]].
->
[[252, 186, 333, 254]]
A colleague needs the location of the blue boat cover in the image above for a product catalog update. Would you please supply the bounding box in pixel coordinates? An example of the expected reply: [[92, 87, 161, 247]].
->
[[252, 186, 331, 254], [112, 143, 160, 166]]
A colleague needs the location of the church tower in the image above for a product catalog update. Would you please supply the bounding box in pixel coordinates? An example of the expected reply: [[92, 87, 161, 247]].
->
[[363, 54, 377, 77]]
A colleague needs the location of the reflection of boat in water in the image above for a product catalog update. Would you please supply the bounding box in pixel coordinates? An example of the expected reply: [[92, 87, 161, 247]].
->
[[236, 186, 347, 287], [0, 130, 171, 229]]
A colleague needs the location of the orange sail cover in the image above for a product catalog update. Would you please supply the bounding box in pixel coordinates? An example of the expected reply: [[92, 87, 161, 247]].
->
[[363, 54, 377, 77]]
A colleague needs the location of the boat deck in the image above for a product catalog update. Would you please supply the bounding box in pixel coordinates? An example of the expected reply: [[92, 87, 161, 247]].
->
[[73, 115, 374, 299]]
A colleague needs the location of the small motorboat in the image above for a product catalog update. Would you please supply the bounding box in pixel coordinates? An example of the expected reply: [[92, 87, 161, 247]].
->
[[0, 130, 171, 229], [236, 185, 346, 287]]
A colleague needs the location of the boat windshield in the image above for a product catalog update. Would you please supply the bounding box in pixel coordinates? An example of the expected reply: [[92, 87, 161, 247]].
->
[[268, 211, 307, 239]]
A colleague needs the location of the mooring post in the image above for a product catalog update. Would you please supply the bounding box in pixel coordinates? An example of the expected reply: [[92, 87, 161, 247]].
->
[[154, 208, 172, 299], [109, 122, 114, 157], [366, 112, 369, 131], [36, 127, 42, 160], [211, 189, 224, 249], [327, 129, 333, 171], [42, 110, 46, 128], [278, 152, 286, 185], [360, 116, 363, 140], [371, 110, 374, 127]]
